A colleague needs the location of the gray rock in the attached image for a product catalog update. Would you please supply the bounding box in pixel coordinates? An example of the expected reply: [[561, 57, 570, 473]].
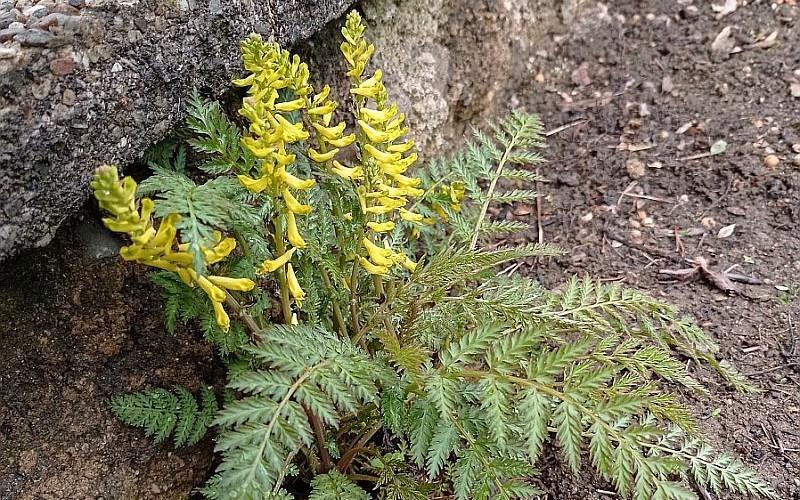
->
[[0, 0, 356, 261], [0, 25, 23, 40], [0, 10, 16, 29], [13, 27, 52, 46], [21, 3, 47, 20]]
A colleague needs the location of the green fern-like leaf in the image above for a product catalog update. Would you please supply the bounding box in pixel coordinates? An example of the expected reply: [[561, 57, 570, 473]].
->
[[109, 386, 217, 447], [309, 470, 369, 500]]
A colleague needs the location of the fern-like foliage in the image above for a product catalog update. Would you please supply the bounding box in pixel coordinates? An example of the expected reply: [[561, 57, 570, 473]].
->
[[202, 325, 393, 499], [416, 112, 545, 248], [98, 17, 777, 500], [185, 90, 255, 175], [109, 386, 217, 447], [309, 470, 370, 500]]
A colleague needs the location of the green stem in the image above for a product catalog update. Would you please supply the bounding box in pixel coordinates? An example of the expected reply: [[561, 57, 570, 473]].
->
[[469, 127, 524, 250], [321, 269, 348, 337], [272, 210, 293, 324]]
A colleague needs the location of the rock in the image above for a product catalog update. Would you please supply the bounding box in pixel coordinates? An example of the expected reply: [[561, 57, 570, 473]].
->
[[301, 0, 593, 156], [626, 158, 646, 178], [0, 0, 359, 261], [0, 25, 23, 41], [13, 28, 53, 46], [49, 55, 74, 75], [763, 154, 780, 168], [52, 4, 80, 15], [34, 12, 66, 30], [0, 9, 16, 29], [21, 3, 47, 20], [61, 87, 76, 105]]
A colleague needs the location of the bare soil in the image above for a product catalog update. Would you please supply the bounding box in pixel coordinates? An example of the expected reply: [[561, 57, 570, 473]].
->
[[0, 214, 224, 499], [1, 0, 799, 498], [515, 1, 800, 498]]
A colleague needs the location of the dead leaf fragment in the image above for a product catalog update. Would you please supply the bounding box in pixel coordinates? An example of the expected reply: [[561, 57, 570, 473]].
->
[[661, 75, 674, 93], [717, 223, 736, 238], [745, 30, 778, 50], [571, 62, 592, 87], [712, 0, 737, 19], [711, 26, 736, 55], [626, 158, 646, 179]]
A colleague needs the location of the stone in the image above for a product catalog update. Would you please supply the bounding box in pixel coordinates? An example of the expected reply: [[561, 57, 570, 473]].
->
[[0, 10, 16, 29], [49, 55, 74, 75], [21, 3, 47, 20], [52, 4, 80, 15], [13, 28, 52, 46], [61, 87, 76, 105], [0, 25, 23, 41], [0, 0, 359, 261], [34, 12, 66, 30]]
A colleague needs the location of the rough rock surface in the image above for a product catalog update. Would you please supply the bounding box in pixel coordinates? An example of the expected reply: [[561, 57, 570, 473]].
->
[[0, 0, 354, 261], [300, 0, 593, 157]]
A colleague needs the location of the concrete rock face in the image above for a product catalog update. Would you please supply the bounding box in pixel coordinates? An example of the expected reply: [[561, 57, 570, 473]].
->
[[0, 0, 354, 261], [301, 0, 592, 158]]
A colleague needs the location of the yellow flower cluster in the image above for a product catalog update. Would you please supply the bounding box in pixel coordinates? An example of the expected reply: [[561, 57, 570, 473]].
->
[[234, 36, 323, 306], [91, 166, 254, 331], [339, 12, 423, 275]]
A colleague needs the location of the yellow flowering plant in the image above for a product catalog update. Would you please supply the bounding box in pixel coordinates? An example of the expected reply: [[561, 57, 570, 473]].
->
[[93, 11, 777, 500]]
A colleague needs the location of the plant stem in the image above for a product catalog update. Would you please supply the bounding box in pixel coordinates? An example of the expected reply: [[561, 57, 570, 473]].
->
[[348, 236, 364, 341], [225, 293, 261, 340], [272, 210, 293, 324], [305, 404, 334, 473], [469, 127, 524, 250], [321, 269, 348, 338]]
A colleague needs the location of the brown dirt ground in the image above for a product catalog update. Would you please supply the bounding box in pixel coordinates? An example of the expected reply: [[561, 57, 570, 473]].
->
[[511, 1, 800, 498], [0, 214, 224, 499], [1, 0, 799, 499]]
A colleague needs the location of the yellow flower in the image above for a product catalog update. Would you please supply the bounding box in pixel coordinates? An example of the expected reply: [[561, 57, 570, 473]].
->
[[283, 188, 312, 215], [331, 161, 363, 180], [363, 237, 394, 266], [399, 208, 424, 222], [286, 211, 306, 248], [358, 120, 392, 143], [237, 174, 271, 193], [259, 247, 297, 274], [212, 301, 230, 332], [308, 148, 339, 163], [286, 263, 305, 305], [359, 257, 388, 276], [279, 168, 316, 190], [325, 134, 356, 148], [402, 255, 417, 272], [196, 276, 227, 303], [204, 238, 237, 264], [363, 144, 402, 164], [274, 98, 305, 112], [207, 276, 256, 292], [367, 221, 395, 233]]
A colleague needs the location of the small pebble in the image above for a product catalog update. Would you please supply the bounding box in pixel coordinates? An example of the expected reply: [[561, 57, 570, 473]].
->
[[62, 87, 76, 105], [626, 158, 646, 179], [14, 28, 53, 46], [49, 55, 74, 75], [763, 154, 780, 168], [110, 61, 122, 72], [0, 10, 15, 29], [793, 154, 800, 167], [21, 3, 47, 20], [68, 0, 84, 7], [0, 26, 23, 41]]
